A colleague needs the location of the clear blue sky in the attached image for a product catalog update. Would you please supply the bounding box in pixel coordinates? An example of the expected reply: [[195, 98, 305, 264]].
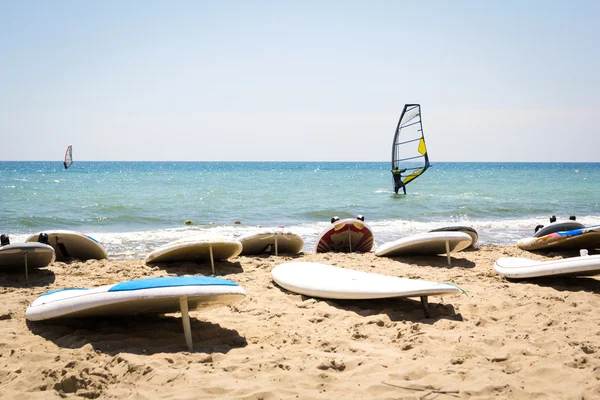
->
[[1, 1, 598, 162]]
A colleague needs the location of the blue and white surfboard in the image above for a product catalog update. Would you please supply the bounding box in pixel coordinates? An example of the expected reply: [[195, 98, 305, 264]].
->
[[26, 276, 246, 321]]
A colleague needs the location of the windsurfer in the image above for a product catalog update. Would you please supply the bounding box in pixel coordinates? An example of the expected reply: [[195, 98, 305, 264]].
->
[[392, 167, 407, 194]]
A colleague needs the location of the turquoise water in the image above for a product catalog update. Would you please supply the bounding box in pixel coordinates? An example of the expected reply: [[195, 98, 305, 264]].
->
[[2, 161, 599, 258]]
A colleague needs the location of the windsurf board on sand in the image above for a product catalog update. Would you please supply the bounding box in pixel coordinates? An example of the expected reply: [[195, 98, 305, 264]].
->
[[271, 262, 461, 317], [26, 276, 246, 351], [494, 253, 600, 279], [145, 237, 243, 275], [0, 241, 56, 283], [239, 229, 304, 256], [26, 230, 107, 261], [517, 226, 600, 252], [316, 218, 374, 253], [429, 226, 478, 247], [375, 231, 472, 266]]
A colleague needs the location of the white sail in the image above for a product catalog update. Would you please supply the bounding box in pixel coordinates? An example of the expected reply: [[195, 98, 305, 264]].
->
[[391, 104, 430, 192], [64, 145, 73, 169]]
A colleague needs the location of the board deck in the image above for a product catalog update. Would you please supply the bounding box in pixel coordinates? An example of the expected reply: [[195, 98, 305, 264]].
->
[[26, 230, 107, 261], [494, 254, 600, 279], [316, 219, 374, 253]]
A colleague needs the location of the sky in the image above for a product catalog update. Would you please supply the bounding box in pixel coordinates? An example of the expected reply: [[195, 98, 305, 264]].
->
[[1, 0, 598, 162]]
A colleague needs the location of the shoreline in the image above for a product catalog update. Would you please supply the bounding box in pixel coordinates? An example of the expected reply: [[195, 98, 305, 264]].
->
[[6, 216, 600, 261], [1, 245, 599, 399]]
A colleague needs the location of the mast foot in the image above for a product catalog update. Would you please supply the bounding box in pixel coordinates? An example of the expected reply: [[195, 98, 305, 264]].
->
[[420, 296, 431, 318]]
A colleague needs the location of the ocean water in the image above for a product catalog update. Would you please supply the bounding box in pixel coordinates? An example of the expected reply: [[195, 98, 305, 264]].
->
[[1, 161, 599, 259]]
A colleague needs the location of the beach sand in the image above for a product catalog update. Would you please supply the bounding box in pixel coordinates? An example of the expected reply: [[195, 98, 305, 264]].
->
[[1, 245, 600, 399]]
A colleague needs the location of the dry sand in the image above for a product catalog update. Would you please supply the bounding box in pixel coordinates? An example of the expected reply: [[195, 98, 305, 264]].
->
[[1, 245, 600, 399]]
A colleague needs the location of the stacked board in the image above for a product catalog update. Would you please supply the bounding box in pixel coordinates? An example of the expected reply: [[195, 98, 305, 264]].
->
[[517, 226, 600, 251], [533, 221, 584, 237], [429, 226, 478, 248]]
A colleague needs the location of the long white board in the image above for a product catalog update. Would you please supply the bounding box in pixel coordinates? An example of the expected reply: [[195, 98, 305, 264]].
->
[[271, 262, 461, 316], [494, 254, 600, 279]]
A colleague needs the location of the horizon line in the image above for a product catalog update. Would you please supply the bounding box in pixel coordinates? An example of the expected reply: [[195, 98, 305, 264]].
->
[[1, 160, 599, 164]]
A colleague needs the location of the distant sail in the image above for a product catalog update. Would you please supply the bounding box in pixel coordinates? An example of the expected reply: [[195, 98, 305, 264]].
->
[[63, 145, 73, 169], [391, 104, 430, 193]]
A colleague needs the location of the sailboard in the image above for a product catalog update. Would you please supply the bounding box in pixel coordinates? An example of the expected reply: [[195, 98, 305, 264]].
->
[[63, 145, 73, 169], [391, 104, 430, 193]]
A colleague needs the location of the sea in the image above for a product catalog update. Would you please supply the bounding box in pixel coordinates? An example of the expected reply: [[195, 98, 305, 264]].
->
[[1, 161, 599, 259]]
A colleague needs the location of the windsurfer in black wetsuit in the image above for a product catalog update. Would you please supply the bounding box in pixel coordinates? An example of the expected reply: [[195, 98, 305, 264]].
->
[[392, 167, 407, 194]]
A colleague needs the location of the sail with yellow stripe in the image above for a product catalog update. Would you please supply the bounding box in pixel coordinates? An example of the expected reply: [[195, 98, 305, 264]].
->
[[391, 104, 430, 193]]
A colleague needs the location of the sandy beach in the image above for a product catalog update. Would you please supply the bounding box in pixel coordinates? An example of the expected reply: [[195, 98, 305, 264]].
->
[[1, 245, 600, 399]]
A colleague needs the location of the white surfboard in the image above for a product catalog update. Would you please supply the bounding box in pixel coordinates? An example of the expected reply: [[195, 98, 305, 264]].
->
[[494, 254, 600, 279], [0, 242, 56, 283], [239, 230, 304, 256], [375, 232, 472, 266], [0, 242, 56, 268], [26, 230, 108, 261], [271, 262, 461, 317], [145, 237, 243, 274], [26, 275, 246, 350]]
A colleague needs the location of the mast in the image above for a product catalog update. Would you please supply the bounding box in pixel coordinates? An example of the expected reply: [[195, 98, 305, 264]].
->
[[390, 104, 430, 193]]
